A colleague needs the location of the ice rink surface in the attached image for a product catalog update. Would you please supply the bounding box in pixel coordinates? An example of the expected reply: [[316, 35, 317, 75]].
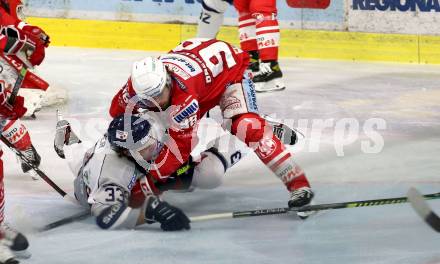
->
[[3, 47, 440, 264]]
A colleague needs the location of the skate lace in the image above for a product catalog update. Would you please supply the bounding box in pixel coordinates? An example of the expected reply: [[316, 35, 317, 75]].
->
[[21, 147, 36, 161], [290, 188, 311, 200], [0, 223, 18, 241], [253, 62, 273, 77]]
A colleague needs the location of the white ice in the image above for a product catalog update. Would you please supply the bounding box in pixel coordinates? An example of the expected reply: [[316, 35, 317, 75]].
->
[[3, 47, 440, 264]]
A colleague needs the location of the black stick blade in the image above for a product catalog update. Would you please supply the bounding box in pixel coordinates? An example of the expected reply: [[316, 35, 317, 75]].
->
[[408, 187, 440, 232]]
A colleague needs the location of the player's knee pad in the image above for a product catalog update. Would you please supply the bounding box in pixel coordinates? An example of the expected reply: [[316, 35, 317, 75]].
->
[[249, 0, 277, 14], [202, 0, 230, 13], [192, 148, 226, 189], [206, 133, 249, 169], [1, 119, 31, 150], [220, 76, 258, 120]]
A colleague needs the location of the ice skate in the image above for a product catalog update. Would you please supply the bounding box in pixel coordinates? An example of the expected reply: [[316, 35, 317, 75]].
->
[[253, 61, 286, 92], [18, 145, 41, 176], [288, 187, 315, 219], [0, 223, 30, 259]]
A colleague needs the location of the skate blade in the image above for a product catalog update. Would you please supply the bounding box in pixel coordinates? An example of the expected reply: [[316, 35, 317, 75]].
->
[[255, 78, 286, 93], [14, 250, 31, 259], [296, 209, 318, 220]]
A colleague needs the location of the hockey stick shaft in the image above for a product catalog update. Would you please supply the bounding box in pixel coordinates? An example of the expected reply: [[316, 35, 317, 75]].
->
[[41, 210, 90, 231], [8, 67, 27, 105], [0, 135, 75, 201], [190, 191, 440, 222]]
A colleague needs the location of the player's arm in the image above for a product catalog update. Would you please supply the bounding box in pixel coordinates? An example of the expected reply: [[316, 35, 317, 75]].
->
[[0, 80, 26, 119], [109, 78, 141, 118], [94, 184, 190, 231], [149, 126, 196, 181], [1, 6, 49, 64]]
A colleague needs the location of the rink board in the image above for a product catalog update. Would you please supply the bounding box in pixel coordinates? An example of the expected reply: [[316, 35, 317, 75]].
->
[[28, 17, 440, 64]]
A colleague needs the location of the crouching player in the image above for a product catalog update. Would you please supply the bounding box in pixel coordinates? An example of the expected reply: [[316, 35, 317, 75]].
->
[[109, 38, 314, 210], [54, 113, 191, 231]]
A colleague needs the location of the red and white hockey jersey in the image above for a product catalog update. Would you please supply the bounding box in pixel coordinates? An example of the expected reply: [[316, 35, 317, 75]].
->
[[109, 38, 250, 181]]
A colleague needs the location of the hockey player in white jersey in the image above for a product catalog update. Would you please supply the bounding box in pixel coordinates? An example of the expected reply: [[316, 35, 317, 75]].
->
[[54, 112, 192, 231], [197, 0, 232, 39]]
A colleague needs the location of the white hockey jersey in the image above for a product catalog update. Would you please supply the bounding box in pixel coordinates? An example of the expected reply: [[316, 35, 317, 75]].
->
[[73, 136, 143, 217]]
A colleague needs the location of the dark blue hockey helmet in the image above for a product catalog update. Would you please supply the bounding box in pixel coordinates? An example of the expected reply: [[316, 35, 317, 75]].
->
[[107, 113, 166, 162], [107, 114, 151, 148]]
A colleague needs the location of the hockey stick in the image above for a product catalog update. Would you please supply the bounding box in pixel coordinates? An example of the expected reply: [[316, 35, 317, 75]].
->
[[41, 210, 90, 231], [190, 191, 440, 222], [42, 191, 440, 230], [0, 135, 77, 204], [407, 187, 440, 232], [8, 67, 27, 105]]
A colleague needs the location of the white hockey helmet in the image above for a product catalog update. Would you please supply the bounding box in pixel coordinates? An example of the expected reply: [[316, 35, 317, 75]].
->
[[131, 57, 168, 99]]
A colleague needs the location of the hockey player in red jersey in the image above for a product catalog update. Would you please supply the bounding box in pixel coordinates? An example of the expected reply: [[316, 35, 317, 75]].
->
[[0, 0, 51, 180], [197, 0, 285, 92], [110, 38, 314, 212], [233, 0, 285, 92], [0, 56, 29, 264]]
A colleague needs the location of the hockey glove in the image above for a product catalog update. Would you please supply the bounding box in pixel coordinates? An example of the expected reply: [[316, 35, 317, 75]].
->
[[0, 26, 27, 55], [145, 196, 190, 231], [0, 95, 27, 120], [19, 25, 50, 47], [19, 25, 50, 66]]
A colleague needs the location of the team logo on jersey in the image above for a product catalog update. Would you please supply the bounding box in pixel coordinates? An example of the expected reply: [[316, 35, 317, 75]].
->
[[173, 99, 199, 124]]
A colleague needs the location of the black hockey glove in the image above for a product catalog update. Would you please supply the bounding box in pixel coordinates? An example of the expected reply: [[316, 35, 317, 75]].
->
[[145, 196, 190, 231]]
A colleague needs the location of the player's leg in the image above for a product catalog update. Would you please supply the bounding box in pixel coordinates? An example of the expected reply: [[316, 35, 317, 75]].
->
[[0, 141, 29, 264], [234, 0, 260, 72], [220, 76, 314, 208], [1, 119, 40, 178], [53, 116, 86, 204], [0, 147, 4, 227], [249, 0, 285, 92], [191, 134, 250, 189], [197, 0, 231, 38], [149, 133, 250, 193]]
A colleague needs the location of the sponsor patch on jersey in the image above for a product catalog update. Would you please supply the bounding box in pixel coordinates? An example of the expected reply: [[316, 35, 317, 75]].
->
[[161, 54, 202, 77], [172, 76, 188, 91], [127, 173, 137, 190], [173, 99, 199, 124], [167, 64, 191, 80]]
